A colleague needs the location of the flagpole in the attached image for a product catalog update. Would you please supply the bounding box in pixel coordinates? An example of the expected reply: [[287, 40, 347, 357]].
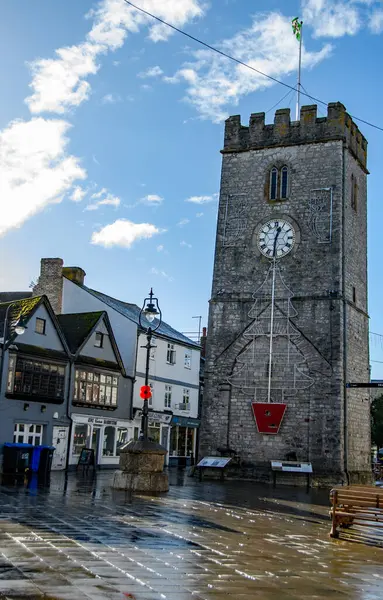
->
[[296, 21, 303, 121]]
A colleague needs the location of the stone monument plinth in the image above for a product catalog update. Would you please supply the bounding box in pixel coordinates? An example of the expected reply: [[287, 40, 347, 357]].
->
[[112, 440, 169, 492]]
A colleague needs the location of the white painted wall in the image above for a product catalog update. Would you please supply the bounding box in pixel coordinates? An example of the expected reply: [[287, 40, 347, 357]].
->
[[80, 317, 117, 363], [62, 278, 137, 377], [17, 304, 65, 351], [134, 333, 200, 419]]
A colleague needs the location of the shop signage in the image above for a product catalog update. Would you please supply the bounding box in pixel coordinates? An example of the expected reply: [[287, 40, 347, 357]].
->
[[88, 417, 118, 426], [135, 410, 172, 424], [171, 416, 201, 428]]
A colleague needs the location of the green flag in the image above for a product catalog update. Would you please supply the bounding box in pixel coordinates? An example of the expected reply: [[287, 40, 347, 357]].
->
[[292, 17, 302, 41]]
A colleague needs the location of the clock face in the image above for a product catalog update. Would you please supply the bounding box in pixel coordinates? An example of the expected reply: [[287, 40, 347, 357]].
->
[[257, 219, 295, 259]]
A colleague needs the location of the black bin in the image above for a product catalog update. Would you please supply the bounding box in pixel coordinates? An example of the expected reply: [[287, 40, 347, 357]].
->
[[37, 446, 55, 479], [3, 443, 33, 474]]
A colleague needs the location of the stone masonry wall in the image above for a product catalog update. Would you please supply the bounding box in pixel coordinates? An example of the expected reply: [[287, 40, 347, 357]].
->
[[200, 103, 370, 484]]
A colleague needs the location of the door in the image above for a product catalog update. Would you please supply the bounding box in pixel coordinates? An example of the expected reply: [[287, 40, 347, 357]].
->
[[91, 427, 101, 466], [51, 426, 69, 471], [161, 426, 169, 465]]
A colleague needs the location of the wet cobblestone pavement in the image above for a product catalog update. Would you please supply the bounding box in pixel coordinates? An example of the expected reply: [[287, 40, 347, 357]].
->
[[0, 471, 382, 599]]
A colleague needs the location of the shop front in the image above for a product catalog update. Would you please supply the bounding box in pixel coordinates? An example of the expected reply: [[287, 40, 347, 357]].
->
[[132, 409, 173, 465], [69, 414, 137, 468], [169, 415, 200, 467]]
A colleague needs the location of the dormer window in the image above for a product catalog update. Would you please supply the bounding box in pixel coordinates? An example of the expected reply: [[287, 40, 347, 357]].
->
[[268, 166, 289, 201], [94, 332, 104, 348]]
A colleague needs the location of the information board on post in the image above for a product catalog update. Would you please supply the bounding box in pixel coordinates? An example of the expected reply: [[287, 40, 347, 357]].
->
[[197, 457, 232, 468], [271, 460, 313, 473]]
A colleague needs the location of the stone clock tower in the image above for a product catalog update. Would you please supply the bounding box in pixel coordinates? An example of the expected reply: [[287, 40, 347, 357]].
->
[[200, 102, 371, 484]]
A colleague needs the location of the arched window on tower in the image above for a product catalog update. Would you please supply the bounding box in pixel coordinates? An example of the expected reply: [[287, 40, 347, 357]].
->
[[280, 166, 289, 199], [269, 167, 278, 200]]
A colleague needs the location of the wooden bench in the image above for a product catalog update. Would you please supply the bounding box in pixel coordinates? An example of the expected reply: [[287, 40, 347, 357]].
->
[[330, 485, 383, 542]]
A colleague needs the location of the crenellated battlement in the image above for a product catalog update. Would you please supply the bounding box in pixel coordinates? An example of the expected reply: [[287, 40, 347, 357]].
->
[[223, 102, 367, 170]]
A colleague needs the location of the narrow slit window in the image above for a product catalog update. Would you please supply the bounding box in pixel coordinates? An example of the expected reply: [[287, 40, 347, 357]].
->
[[270, 167, 278, 200], [280, 166, 289, 199]]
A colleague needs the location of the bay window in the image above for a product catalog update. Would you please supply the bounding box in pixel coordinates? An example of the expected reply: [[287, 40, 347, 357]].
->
[[74, 368, 118, 407], [7, 355, 65, 401]]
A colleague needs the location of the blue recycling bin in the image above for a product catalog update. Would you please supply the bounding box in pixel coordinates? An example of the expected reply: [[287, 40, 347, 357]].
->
[[3, 443, 33, 474]]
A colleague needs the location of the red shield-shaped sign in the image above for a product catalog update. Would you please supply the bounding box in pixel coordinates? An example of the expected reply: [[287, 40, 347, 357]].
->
[[251, 402, 287, 435]]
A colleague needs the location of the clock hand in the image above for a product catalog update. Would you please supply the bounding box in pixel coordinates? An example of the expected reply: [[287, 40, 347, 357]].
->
[[273, 226, 282, 257]]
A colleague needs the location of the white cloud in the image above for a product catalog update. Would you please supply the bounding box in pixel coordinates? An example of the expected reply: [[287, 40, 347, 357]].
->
[[71, 186, 87, 202], [138, 65, 164, 78], [196, 212, 204, 217], [165, 12, 332, 122], [177, 218, 190, 226], [141, 84, 152, 91], [101, 92, 122, 104], [180, 240, 192, 248], [369, 8, 383, 32], [26, 0, 206, 115], [150, 267, 174, 282], [185, 194, 218, 204], [91, 219, 165, 248], [0, 118, 86, 237], [91, 187, 108, 199], [85, 189, 121, 210], [141, 194, 163, 205], [157, 244, 164, 252], [302, 0, 361, 37]]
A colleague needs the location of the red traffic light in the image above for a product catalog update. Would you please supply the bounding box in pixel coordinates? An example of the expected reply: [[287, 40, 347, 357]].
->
[[140, 385, 152, 400]]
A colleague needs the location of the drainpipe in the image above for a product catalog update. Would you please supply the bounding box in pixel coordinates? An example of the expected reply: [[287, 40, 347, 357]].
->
[[342, 144, 350, 485], [65, 359, 74, 471]]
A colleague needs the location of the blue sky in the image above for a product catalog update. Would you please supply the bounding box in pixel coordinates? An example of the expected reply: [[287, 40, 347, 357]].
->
[[1, 0, 383, 375]]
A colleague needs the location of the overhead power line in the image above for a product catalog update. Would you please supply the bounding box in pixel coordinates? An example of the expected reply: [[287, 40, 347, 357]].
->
[[122, 0, 383, 133]]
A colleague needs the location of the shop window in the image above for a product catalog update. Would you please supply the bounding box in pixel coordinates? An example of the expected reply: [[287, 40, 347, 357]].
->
[[164, 384, 172, 408], [116, 428, 129, 455], [72, 424, 90, 455], [184, 350, 191, 369], [74, 368, 118, 407], [35, 318, 46, 335], [13, 423, 43, 446], [103, 426, 115, 456], [167, 343, 176, 365], [94, 332, 104, 348], [8, 357, 65, 400], [170, 426, 196, 457], [149, 422, 161, 443]]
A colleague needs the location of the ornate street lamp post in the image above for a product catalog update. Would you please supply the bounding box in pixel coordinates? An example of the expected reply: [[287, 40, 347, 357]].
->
[[138, 288, 162, 441], [113, 288, 169, 492]]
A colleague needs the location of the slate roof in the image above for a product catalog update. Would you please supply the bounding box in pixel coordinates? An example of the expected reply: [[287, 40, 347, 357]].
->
[[0, 296, 42, 340], [79, 284, 200, 348], [56, 312, 104, 354], [0, 292, 32, 303]]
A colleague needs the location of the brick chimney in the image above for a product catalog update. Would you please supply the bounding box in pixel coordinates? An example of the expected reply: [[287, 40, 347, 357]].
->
[[62, 267, 86, 286], [32, 258, 63, 314]]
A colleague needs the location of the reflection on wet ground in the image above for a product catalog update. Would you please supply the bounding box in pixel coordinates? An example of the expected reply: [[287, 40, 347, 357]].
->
[[0, 470, 381, 599]]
